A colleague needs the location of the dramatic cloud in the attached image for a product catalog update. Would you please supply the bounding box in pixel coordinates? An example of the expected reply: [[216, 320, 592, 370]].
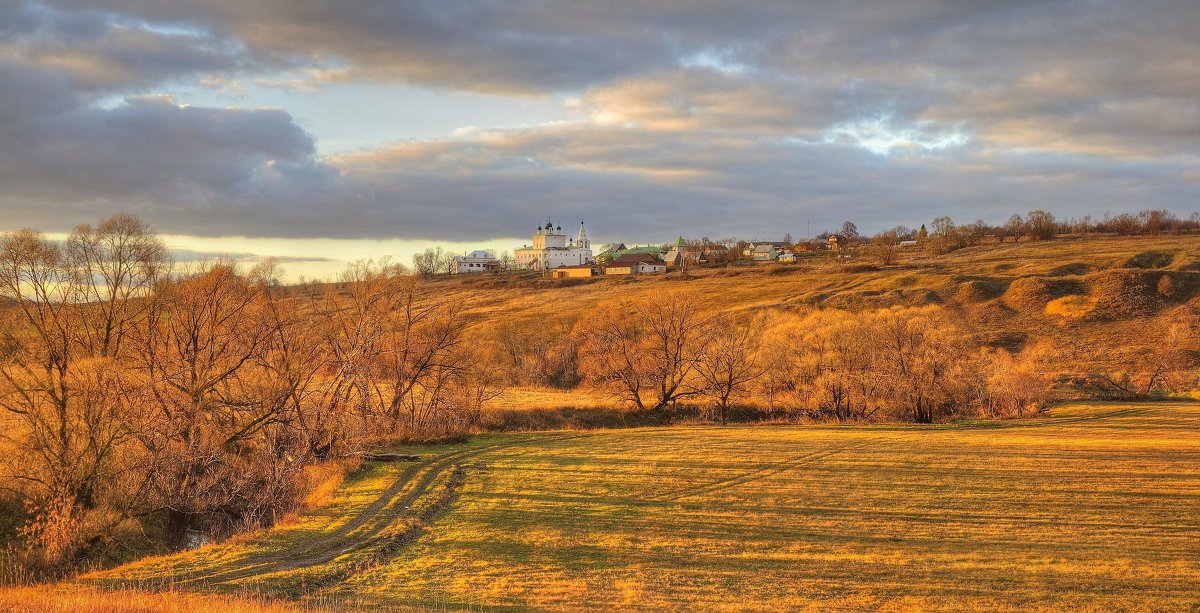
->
[[0, 0, 1196, 244]]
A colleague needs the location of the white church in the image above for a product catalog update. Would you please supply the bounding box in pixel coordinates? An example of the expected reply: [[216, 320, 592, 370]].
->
[[515, 220, 594, 270]]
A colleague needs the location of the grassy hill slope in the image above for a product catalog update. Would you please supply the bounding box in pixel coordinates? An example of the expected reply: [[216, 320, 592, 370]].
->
[[401, 234, 1200, 412], [432, 234, 1200, 325]]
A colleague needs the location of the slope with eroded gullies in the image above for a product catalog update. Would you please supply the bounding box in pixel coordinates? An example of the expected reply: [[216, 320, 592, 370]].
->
[[81, 401, 1200, 611], [436, 235, 1200, 320], [430, 235, 1200, 392]]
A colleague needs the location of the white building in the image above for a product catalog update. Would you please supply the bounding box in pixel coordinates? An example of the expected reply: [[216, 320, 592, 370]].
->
[[514, 220, 593, 270], [451, 250, 500, 274]]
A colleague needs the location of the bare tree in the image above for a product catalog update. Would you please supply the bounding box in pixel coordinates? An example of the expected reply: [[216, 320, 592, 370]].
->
[[577, 304, 650, 410], [0, 229, 145, 563], [693, 317, 763, 424], [132, 262, 277, 546], [840, 221, 859, 239], [65, 213, 168, 358], [411, 248, 441, 278], [579, 291, 708, 411], [1026, 210, 1057, 240], [371, 277, 469, 434], [308, 259, 407, 453], [871, 230, 900, 265], [873, 307, 968, 423], [985, 345, 1054, 417]]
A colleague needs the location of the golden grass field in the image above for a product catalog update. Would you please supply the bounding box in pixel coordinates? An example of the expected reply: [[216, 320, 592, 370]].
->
[[0, 585, 326, 613], [491, 387, 611, 412], [51, 401, 1199, 611]]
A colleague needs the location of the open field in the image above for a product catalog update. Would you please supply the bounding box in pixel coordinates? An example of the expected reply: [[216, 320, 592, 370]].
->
[[72, 401, 1200, 611]]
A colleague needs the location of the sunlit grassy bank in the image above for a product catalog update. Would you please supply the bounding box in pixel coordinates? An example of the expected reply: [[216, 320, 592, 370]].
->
[[80, 402, 1200, 611]]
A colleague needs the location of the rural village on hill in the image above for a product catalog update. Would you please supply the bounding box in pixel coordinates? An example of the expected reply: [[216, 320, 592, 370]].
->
[[443, 210, 1200, 277], [451, 218, 868, 276]]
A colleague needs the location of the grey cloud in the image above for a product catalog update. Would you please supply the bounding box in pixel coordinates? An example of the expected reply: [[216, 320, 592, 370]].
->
[[319, 124, 1195, 242], [0, 57, 350, 235], [170, 248, 334, 264], [3, 3, 255, 95], [0, 0, 1197, 243]]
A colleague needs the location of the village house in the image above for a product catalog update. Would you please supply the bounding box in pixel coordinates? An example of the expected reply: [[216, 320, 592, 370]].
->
[[697, 243, 730, 264], [751, 244, 778, 262], [777, 249, 797, 263], [514, 220, 593, 270], [743, 240, 788, 258], [552, 264, 596, 279], [827, 234, 848, 251], [620, 245, 665, 258], [597, 243, 666, 265], [663, 236, 688, 268], [451, 250, 501, 274], [595, 243, 627, 262], [605, 253, 666, 275]]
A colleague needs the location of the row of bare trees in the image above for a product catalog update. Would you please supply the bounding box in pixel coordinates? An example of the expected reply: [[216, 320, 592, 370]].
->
[[572, 296, 762, 424], [0, 216, 489, 570], [569, 292, 1197, 423], [480, 290, 1197, 423], [756, 306, 1058, 422], [847, 210, 1200, 263]]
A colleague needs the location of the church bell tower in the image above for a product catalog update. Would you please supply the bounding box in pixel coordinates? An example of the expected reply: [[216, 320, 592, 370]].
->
[[576, 221, 590, 249]]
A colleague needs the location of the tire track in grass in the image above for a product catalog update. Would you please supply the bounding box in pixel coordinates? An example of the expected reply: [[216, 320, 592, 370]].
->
[[658, 415, 1116, 507], [196, 433, 591, 587], [108, 433, 589, 590], [135, 446, 480, 589], [659, 437, 889, 503]]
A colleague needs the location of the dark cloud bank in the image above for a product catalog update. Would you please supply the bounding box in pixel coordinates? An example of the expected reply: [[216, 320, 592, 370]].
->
[[0, 1, 1196, 242]]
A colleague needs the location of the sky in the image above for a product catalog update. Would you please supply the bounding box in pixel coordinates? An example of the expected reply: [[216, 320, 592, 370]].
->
[[2, 1, 1198, 280]]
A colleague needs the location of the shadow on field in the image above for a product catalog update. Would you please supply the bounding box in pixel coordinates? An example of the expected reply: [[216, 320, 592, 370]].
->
[[486, 405, 775, 431]]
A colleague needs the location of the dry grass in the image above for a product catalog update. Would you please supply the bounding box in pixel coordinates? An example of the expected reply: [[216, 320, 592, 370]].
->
[[0, 584, 328, 612], [298, 458, 363, 512], [72, 402, 1200, 611], [1044, 294, 1098, 319], [489, 386, 612, 412]]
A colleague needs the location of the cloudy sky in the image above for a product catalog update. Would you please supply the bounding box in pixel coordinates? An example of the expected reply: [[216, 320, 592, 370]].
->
[[2, 1, 1198, 279]]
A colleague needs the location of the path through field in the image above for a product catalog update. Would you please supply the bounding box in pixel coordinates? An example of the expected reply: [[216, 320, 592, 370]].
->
[[90, 403, 1200, 611]]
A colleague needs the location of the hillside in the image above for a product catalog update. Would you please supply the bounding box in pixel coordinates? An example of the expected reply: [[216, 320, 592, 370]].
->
[[410, 234, 1200, 410], [429, 234, 1200, 318], [69, 401, 1200, 611]]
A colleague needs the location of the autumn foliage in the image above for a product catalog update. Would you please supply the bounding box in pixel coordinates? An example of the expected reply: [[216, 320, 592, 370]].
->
[[0, 218, 493, 574]]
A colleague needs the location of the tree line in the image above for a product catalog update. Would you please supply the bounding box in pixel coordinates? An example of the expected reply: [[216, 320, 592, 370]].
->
[[483, 292, 1197, 424], [569, 295, 1058, 424], [856, 209, 1200, 262]]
